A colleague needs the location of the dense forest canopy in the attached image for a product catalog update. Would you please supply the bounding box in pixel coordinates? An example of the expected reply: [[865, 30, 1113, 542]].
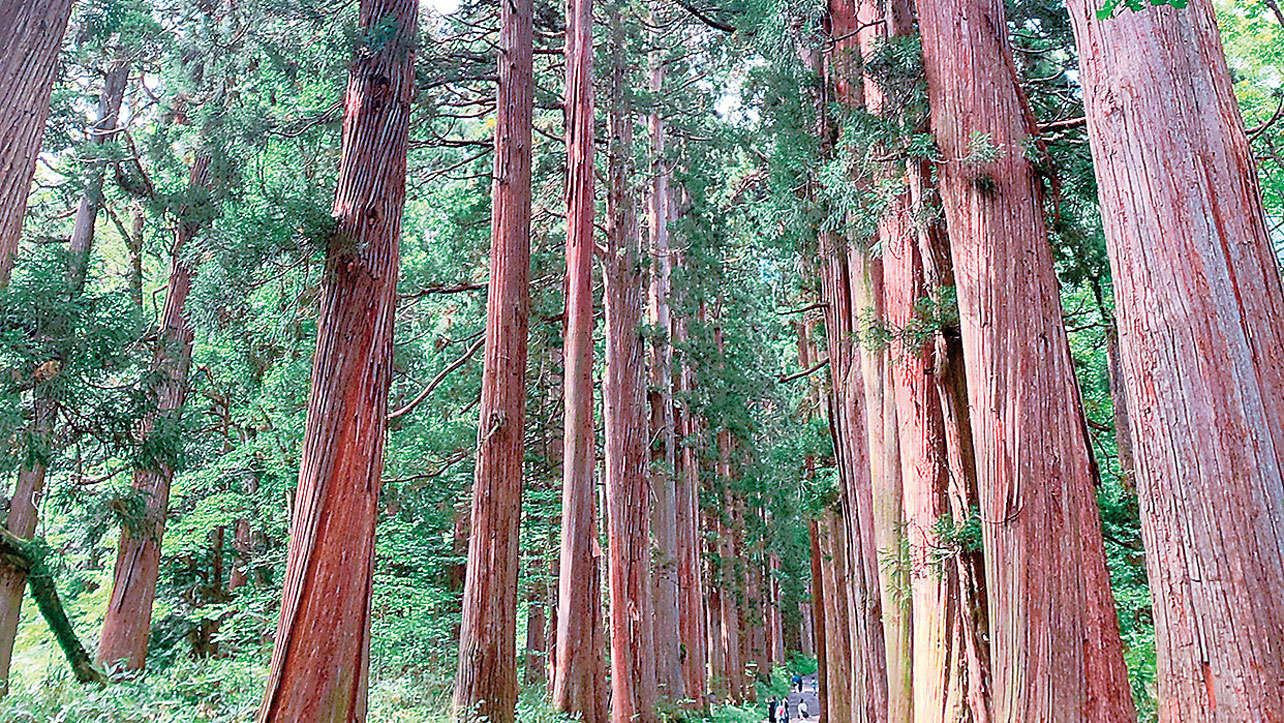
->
[[0, 0, 1282, 719]]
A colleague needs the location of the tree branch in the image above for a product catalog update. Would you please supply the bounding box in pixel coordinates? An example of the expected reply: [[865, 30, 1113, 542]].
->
[[778, 358, 828, 383], [388, 335, 486, 423], [0, 531, 107, 685]]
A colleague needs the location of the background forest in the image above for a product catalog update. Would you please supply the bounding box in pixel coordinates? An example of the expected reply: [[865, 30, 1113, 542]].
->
[[0, 0, 1281, 720]]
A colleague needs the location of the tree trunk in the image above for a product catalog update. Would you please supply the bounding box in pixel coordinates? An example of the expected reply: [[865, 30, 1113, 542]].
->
[[603, 8, 658, 717], [818, 510, 853, 723], [97, 153, 213, 672], [0, 0, 76, 287], [646, 22, 681, 699], [1065, 0, 1284, 716], [256, 0, 415, 717], [914, 0, 1134, 716], [808, 519, 828, 720], [68, 56, 131, 295], [551, 0, 606, 716], [452, 0, 533, 718], [674, 311, 709, 707]]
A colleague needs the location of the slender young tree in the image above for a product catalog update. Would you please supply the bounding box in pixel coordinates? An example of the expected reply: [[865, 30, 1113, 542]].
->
[[1065, 0, 1284, 716], [551, 0, 607, 713], [256, 0, 415, 716], [0, 0, 76, 287], [602, 7, 658, 718], [97, 153, 213, 672], [914, 0, 1134, 716], [453, 0, 533, 717]]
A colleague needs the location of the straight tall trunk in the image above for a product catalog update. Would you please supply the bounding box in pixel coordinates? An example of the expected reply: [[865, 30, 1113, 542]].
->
[[645, 22, 681, 697], [453, 0, 532, 717], [256, 1, 414, 716], [818, 510, 852, 723], [0, 0, 76, 287], [674, 312, 709, 707], [97, 153, 213, 672], [1065, 0, 1284, 716], [807, 518, 828, 718], [603, 10, 658, 718], [914, 0, 1133, 716], [551, 0, 607, 713]]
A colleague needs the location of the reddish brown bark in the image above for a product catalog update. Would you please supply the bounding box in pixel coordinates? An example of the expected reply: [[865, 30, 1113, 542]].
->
[[96, 154, 213, 672], [818, 510, 853, 723], [453, 0, 532, 717], [1065, 0, 1284, 716], [646, 23, 681, 697], [914, 0, 1133, 716], [602, 10, 658, 718], [808, 518, 828, 721], [550, 0, 607, 713], [0, 0, 76, 287], [256, 1, 414, 717]]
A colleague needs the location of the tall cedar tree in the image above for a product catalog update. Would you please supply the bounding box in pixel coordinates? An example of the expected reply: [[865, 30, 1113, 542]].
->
[[914, 0, 1135, 716], [0, 0, 76, 287], [855, 0, 992, 716], [551, 0, 608, 714], [673, 310, 708, 706], [645, 8, 682, 700], [0, 55, 130, 692], [603, 6, 659, 719], [1065, 0, 1284, 716], [97, 153, 213, 671], [256, 0, 415, 716], [453, 0, 533, 716]]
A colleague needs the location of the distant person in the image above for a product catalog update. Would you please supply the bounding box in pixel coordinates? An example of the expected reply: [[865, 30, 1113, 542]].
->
[[799, 700, 810, 719], [780, 701, 791, 723], [768, 697, 778, 723], [793, 672, 802, 691]]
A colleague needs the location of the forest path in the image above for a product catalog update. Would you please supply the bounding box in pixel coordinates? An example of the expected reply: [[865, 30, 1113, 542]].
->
[[781, 673, 819, 720]]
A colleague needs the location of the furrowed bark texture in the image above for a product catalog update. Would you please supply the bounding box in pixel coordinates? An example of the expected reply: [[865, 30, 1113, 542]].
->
[[816, 6, 891, 710], [808, 518, 829, 721], [97, 153, 213, 673], [646, 24, 681, 697], [1065, 0, 1284, 716], [454, 0, 532, 718], [257, 1, 414, 717], [914, 0, 1134, 717], [603, 11, 658, 718], [0, 0, 76, 287], [817, 224, 887, 721], [551, 0, 607, 714], [68, 56, 131, 295]]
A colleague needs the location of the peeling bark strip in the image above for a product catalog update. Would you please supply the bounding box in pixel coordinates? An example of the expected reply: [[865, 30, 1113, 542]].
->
[[603, 8, 659, 718], [551, 0, 608, 714], [913, 0, 1135, 717], [96, 153, 213, 673], [453, 0, 532, 717], [1065, 0, 1284, 717], [0, 0, 76, 288], [257, 1, 415, 718]]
